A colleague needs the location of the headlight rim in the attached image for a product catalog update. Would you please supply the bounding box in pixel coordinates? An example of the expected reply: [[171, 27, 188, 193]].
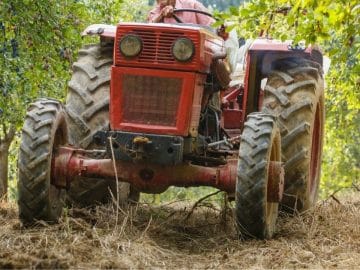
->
[[119, 34, 143, 58], [172, 37, 195, 62]]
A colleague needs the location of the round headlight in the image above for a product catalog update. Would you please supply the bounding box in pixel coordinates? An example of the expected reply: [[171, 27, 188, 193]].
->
[[172, 38, 195, 62], [119, 34, 142, 58]]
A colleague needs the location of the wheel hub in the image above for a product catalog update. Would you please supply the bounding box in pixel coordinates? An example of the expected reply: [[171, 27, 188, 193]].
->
[[267, 161, 284, 202]]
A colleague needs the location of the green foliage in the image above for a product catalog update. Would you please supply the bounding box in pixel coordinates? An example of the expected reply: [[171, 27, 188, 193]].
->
[[201, 0, 245, 11], [0, 1, 86, 130], [142, 187, 224, 205], [84, 0, 151, 23], [1, 0, 151, 200], [0, 0, 88, 198], [0, 0, 151, 129], [219, 0, 360, 196], [7, 136, 19, 201]]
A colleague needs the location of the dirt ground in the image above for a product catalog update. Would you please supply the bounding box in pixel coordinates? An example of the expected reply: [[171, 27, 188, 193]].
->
[[0, 192, 359, 269]]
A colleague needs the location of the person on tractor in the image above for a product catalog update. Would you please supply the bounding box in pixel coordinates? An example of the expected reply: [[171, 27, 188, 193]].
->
[[148, 0, 239, 113], [148, 0, 215, 26], [148, 0, 240, 73]]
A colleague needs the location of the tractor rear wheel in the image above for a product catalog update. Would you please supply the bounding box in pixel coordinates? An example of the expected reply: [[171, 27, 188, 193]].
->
[[235, 113, 281, 239], [18, 98, 67, 225], [65, 43, 138, 206], [263, 58, 325, 212]]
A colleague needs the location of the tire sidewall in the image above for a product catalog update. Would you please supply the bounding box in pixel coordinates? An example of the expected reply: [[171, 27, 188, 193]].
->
[[46, 107, 68, 221], [305, 90, 325, 208], [235, 113, 281, 239]]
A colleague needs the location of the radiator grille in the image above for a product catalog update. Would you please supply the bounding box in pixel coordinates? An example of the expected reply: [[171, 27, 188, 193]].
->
[[133, 30, 184, 63], [116, 27, 199, 67], [122, 75, 182, 126]]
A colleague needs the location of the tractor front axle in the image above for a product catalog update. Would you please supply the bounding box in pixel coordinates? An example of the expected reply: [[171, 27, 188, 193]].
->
[[51, 146, 284, 199], [52, 146, 238, 194]]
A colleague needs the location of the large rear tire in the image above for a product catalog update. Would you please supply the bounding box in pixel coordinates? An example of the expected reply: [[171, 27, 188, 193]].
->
[[235, 113, 281, 239], [263, 58, 325, 212], [18, 99, 67, 225], [65, 43, 138, 206]]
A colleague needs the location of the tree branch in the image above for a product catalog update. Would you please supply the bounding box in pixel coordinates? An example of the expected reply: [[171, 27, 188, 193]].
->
[[0, 123, 5, 143], [352, 183, 360, 192], [2, 122, 7, 138], [5, 125, 16, 141], [0, 123, 16, 149], [330, 194, 341, 204], [184, 190, 222, 221]]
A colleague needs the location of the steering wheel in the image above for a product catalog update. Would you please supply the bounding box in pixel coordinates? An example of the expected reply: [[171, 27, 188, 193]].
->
[[172, 8, 214, 23]]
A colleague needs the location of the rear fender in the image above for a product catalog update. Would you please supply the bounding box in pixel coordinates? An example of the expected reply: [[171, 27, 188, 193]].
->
[[81, 24, 116, 42], [242, 39, 324, 122], [247, 39, 324, 77]]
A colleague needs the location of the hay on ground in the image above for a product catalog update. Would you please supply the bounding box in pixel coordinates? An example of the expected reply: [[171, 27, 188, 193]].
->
[[0, 192, 359, 269]]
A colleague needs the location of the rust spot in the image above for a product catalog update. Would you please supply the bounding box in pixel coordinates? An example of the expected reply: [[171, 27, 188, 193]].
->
[[268, 161, 284, 202]]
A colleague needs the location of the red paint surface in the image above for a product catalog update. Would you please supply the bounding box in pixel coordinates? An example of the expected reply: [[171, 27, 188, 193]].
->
[[242, 53, 252, 124], [223, 110, 242, 129], [249, 38, 312, 53], [114, 23, 224, 73], [309, 101, 323, 199], [222, 87, 242, 104], [242, 38, 317, 122], [111, 67, 197, 136], [53, 147, 238, 194], [221, 87, 244, 129]]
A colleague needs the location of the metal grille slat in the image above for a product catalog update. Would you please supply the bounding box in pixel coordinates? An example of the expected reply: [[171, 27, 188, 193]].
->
[[122, 75, 182, 126], [116, 28, 198, 65]]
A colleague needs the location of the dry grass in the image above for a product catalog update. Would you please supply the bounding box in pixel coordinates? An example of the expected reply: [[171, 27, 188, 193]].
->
[[0, 192, 359, 269]]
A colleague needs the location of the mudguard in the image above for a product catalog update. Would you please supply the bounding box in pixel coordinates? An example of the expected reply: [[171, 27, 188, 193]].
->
[[248, 38, 324, 70], [240, 38, 325, 124]]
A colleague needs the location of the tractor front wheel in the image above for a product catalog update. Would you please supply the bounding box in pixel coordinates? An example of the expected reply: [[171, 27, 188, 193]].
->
[[18, 99, 68, 225], [235, 113, 282, 239]]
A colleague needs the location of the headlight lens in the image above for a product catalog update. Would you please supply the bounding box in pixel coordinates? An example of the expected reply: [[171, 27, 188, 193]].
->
[[172, 38, 195, 62], [119, 34, 142, 58]]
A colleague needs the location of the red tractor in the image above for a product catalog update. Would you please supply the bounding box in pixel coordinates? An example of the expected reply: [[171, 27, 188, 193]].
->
[[17, 10, 324, 239]]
